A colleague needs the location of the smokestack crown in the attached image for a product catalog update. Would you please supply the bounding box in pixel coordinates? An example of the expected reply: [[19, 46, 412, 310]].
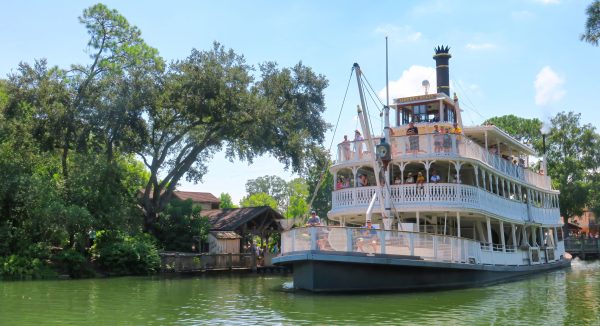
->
[[433, 45, 451, 96]]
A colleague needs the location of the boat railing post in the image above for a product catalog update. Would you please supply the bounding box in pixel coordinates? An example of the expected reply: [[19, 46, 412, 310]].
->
[[310, 227, 317, 250], [380, 230, 386, 254], [409, 232, 415, 256], [291, 229, 296, 253], [450, 237, 455, 262], [346, 227, 353, 252], [433, 235, 438, 260]]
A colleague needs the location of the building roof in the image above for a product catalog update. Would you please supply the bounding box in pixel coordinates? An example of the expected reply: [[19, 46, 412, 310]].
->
[[202, 206, 284, 231], [173, 191, 220, 203], [209, 231, 242, 239]]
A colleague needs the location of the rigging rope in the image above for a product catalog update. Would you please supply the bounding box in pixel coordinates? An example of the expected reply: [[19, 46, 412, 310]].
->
[[307, 67, 355, 214]]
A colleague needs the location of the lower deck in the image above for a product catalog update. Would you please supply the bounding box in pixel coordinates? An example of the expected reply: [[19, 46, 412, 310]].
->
[[278, 226, 566, 268]]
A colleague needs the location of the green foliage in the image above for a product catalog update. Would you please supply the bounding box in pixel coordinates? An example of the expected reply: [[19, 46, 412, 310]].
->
[[284, 178, 310, 218], [240, 193, 279, 210], [91, 231, 160, 275], [52, 248, 95, 278], [545, 112, 600, 218], [155, 199, 203, 252], [219, 192, 238, 208], [483, 115, 542, 147], [581, 0, 600, 46], [0, 2, 330, 276]]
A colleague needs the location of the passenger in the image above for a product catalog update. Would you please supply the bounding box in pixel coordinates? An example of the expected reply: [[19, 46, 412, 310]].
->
[[416, 171, 426, 189], [357, 173, 369, 187], [336, 177, 343, 190], [306, 211, 321, 226], [451, 122, 462, 134], [406, 122, 419, 153], [357, 220, 378, 253], [394, 176, 401, 185], [405, 172, 415, 184], [341, 135, 351, 161], [443, 128, 452, 152], [433, 125, 443, 153], [354, 130, 364, 158], [430, 170, 441, 183]]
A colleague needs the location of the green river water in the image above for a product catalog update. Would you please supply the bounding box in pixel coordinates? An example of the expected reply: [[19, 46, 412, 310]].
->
[[1, 259, 598, 325]]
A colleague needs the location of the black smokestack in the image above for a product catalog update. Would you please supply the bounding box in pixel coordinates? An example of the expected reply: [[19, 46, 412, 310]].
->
[[433, 45, 451, 96]]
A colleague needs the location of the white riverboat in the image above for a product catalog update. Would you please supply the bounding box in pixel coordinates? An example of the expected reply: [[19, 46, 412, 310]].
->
[[273, 46, 570, 292]]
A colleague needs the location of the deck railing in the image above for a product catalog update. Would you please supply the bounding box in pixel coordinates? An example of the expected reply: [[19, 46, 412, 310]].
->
[[332, 183, 560, 224], [337, 134, 551, 189], [159, 252, 256, 272], [281, 227, 564, 266]]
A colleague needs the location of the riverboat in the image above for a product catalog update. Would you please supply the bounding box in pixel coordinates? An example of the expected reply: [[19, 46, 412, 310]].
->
[[273, 46, 570, 292]]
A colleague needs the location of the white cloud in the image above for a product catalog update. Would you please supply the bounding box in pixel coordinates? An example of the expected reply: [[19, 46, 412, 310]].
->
[[374, 24, 422, 42], [533, 0, 559, 4], [534, 66, 565, 106], [378, 65, 437, 100], [465, 43, 497, 51]]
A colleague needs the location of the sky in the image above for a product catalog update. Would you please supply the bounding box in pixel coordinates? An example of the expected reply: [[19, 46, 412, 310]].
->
[[2, 0, 598, 204]]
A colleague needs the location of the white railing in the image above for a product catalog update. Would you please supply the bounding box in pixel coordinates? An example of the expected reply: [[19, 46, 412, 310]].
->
[[336, 134, 552, 190], [529, 206, 561, 225], [332, 184, 534, 223], [280, 226, 551, 266]]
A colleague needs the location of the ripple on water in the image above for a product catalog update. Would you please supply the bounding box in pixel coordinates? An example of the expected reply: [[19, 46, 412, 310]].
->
[[1, 266, 600, 325]]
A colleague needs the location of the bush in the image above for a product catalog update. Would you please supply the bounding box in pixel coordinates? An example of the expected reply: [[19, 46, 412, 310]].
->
[[0, 254, 55, 280], [91, 231, 160, 275], [51, 248, 95, 278]]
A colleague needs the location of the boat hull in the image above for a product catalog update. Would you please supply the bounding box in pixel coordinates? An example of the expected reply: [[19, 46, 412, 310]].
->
[[273, 251, 571, 292]]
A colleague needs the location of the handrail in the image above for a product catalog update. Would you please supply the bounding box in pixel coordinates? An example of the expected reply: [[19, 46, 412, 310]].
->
[[280, 226, 564, 266], [332, 183, 561, 224], [336, 133, 552, 190]]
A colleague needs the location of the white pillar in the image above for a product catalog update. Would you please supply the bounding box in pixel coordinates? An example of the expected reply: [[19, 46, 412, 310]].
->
[[486, 216, 493, 250], [416, 211, 420, 232], [511, 224, 517, 249], [499, 220, 506, 252]]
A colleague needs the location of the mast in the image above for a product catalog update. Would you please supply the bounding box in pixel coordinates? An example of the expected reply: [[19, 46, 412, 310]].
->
[[353, 63, 387, 222]]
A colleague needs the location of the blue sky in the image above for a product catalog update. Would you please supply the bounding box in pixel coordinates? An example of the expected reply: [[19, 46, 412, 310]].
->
[[2, 0, 598, 204]]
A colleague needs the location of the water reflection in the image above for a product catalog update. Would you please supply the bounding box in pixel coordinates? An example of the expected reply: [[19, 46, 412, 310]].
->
[[1, 262, 599, 325]]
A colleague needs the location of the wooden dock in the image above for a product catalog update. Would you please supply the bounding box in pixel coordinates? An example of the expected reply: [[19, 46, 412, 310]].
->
[[565, 238, 600, 259], [159, 252, 289, 274]]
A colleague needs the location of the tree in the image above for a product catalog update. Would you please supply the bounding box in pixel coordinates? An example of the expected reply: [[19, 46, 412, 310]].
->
[[239, 193, 278, 210], [581, 0, 600, 46], [245, 175, 289, 208], [61, 3, 162, 176], [219, 193, 238, 209], [138, 44, 329, 234], [483, 115, 542, 147], [284, 178, 310, 218], [545, 112, 600, 219]]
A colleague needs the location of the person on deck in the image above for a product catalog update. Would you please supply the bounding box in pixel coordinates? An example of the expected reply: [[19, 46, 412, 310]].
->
[[357, 173, 369, 187], [307, 211, 321, 226], [357, 220, 378, 253], [354, 130, 364, 158], [430, 170, 441, 183], [341, 135, 351, 161], [406, 122, 419, 153]]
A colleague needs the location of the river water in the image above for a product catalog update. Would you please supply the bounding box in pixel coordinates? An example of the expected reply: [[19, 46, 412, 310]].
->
[[1, 259, 598, 325]]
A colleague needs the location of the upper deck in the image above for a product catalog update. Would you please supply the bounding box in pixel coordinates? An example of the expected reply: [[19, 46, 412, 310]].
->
[[336, 124, 551, 190]]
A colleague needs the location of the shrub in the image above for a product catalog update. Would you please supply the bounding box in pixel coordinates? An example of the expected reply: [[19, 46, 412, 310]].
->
[[91, 231, 160, 275], [0, 254, 55, 280], [51, 248, 95, 278]]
